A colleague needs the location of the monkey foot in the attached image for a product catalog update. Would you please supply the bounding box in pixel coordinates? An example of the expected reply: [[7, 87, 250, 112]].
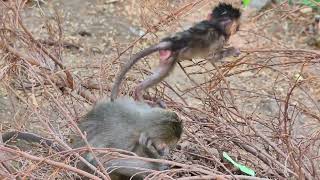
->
[[144, 99, 167, 109], [155, 99, 167, 109]]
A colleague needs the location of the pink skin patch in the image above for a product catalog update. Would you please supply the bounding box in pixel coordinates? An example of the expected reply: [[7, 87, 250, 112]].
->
[[207, 13, 212, 21], [159, 50, 172, 61]]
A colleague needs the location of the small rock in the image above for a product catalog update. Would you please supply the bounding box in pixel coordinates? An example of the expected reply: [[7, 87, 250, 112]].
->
[[105, 0, 119, 4], [315, 15, 320, 22], [207, 147, 220, 158], [293, 73, 304, 82], [78, 30, 92, 37], [248, 0, 273, 11], [300, 7, 313, 14], [129, 27, 145, 36], [177, 141, 191, 150]]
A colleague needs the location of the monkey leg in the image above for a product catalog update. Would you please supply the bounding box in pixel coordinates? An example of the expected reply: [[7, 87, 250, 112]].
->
[[134, 53, 176, 104], [105, 158, 168, 180]]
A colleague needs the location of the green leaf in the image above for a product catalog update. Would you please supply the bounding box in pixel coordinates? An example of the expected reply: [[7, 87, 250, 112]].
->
[[302, 0, 320, 8], [242, 0, 251, 7], [223, 152, 256, 176]]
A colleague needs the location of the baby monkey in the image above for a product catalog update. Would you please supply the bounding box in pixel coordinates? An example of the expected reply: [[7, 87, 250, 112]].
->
[[2, 97, 183, 180], [111, 3, 242, 104]]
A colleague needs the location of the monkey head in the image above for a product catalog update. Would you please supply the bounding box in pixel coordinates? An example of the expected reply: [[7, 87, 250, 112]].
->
[[208, 3, 241, 37], [140, 110, 183, 157]]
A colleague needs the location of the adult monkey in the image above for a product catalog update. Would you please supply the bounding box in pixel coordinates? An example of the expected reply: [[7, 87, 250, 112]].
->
[[2, 97, 183, 180], [111, 3, 242, 105]]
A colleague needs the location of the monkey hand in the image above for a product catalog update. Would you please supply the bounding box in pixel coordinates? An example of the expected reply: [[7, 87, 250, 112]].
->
[[222, 47, 241, 58], [141, 99, 167, 109], [158, 163, 169, 171], [155, 99, 167, 109], [209, 47, 241, 63], [148, 99, 167, 109]]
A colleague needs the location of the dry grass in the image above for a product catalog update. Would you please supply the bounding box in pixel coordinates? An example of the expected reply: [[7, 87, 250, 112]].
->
[[0, 0, 319, 179]]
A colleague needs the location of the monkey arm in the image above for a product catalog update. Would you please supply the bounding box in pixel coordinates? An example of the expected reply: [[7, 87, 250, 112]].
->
[[138, 132, 169, 158], [209, 47, 240, 63], [221, 47, 240, 58]]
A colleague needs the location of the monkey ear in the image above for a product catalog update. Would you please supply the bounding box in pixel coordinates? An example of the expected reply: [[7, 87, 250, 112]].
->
[[220, 19, 232, 28]]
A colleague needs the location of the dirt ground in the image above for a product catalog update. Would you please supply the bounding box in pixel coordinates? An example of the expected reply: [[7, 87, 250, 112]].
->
[[1, 0, 320, 179]]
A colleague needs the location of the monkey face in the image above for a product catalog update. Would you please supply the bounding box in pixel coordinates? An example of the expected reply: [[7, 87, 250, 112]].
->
[[157, 133, 181, 153], [144, 132, 180, 157], [153, 142, 170, 156], [225, 20, 240, 36]]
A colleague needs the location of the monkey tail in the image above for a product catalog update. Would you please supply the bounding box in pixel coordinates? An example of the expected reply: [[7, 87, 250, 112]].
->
[[110, 41, 172, 101], [2, 131, 63, 151]]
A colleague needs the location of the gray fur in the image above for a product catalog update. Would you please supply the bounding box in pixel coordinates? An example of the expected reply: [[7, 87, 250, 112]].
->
[[71, 97, 182, 179], [72, 97, 181, 151], [2, 97, 182, 180]]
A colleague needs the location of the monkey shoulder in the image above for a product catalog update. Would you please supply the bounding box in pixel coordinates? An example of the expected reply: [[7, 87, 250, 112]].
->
[[188, 21, 214, 34], [183, 21, 223, 50], [161, 21, 221, 51], [79, 97, 156, 130], [91, 98, 142, 116]]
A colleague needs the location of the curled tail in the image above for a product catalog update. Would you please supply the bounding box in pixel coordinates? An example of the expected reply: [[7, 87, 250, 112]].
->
[[110, 41, 172, 101]]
